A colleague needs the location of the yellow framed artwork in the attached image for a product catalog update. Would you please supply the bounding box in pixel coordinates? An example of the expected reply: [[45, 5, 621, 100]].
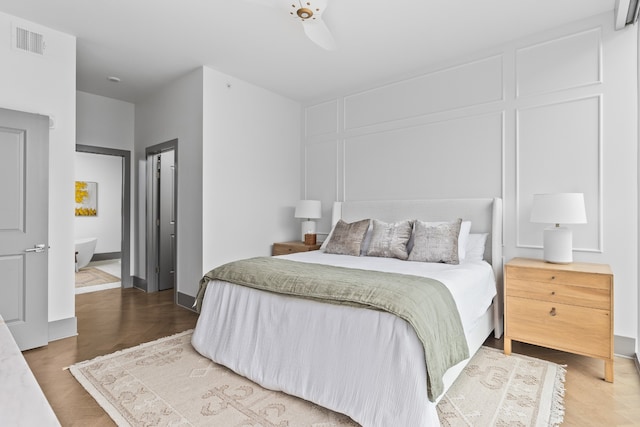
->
[[75, 181, 97, 216]]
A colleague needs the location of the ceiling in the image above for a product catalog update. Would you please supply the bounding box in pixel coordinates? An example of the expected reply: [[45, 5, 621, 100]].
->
[[0, 0, 617, 104]]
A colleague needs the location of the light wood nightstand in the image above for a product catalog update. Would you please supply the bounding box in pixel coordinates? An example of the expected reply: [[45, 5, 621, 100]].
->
[[272, 241, 321, 256], [504, 257, 614, 382]]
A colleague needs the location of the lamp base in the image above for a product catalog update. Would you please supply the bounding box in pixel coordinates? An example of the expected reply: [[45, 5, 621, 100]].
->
[[301, 220, 316, 242], [543, 226, 573, 264]]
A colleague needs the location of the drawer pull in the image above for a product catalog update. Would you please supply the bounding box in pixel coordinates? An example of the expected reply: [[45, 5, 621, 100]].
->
[[549, 307, 557, 317], [551, 276, 556, 280], [551, 291, 555, 296]]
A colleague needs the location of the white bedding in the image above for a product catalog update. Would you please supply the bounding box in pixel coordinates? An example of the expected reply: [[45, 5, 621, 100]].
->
[[192, 251, 496, 427], [281, 251, 496, 332]]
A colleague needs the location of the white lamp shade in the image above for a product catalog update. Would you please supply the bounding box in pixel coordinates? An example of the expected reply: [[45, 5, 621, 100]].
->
[[530, 193, 587, 225], [294, 200, 322, 219]]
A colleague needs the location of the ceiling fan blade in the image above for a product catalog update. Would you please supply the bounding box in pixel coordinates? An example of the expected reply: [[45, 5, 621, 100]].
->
[[302, 19, 336, 51]]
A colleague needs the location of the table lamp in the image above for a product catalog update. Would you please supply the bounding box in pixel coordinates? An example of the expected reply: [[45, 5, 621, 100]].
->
[[530, 193, 587, 263], [294, 200, 321, 243]]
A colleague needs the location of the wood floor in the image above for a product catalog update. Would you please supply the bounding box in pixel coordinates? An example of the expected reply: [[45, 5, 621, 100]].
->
[[23, 288, 640, 426], [23, 288, 199, 427]]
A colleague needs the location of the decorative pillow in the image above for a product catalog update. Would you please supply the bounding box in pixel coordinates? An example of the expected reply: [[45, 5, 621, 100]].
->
[[465, 233, 489, 262], [407, 220, 470, 261], [324, 219, 371, 256], [320, 227, 334, 251], [321, 221, 373, 254], [365, 219, 413, 260], [408, 218, 463, 264]]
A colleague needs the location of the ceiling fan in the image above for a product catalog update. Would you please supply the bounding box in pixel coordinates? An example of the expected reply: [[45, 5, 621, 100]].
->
[[251, 0, 336, 50], [287, 0, 336, 50]]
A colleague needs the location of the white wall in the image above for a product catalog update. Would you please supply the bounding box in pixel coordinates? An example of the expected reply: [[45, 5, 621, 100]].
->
[[135, 67, 204, 294], [135, 66, 302, 298], [74, 152, 122, 253], [0, 12, 77, 331], [201, 67, 302, 295], [76, 91, 135, 266], [77, 91, 134, 151], [302, 12, 638, 350]]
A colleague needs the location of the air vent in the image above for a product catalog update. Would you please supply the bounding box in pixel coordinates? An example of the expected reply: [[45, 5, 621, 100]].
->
[[14, 26, 45, 55]]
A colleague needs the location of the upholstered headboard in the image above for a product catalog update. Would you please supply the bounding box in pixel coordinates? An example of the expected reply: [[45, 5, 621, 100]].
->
[[332, 198, 504, 337]]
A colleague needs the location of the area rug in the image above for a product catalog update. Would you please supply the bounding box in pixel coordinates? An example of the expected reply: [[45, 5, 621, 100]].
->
[[75, 267, 120, 288], [69, 330, 565, 427], [437, 346, 565, 427]]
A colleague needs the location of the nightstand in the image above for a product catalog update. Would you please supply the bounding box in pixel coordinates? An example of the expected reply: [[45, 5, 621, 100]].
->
[[504, 257, 614, 382], [272, 241, 321, 256]]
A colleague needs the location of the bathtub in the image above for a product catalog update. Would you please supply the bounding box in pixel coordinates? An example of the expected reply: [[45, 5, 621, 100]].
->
[[75, 238, 97, 270]]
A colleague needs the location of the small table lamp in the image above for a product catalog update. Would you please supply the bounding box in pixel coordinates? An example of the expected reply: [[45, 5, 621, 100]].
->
[[530, 193, 587, 264], [294, 200, 321, 243]]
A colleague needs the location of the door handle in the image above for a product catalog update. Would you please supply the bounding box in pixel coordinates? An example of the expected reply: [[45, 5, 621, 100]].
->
[[25, 244, 46, 253]]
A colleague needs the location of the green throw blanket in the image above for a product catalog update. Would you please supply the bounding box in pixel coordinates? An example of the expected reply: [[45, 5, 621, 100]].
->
[[196, 256, 469, 401]]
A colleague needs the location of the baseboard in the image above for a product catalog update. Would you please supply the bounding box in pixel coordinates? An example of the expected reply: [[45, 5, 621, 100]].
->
[[177, 292, 196, 312], [634, 354, 640, 376], [48, 316, 77, 342], [133, 276, 147, 291], [121, 275, 132, 288], [614, 334, 636, 358], [90, 252, 121, 262]]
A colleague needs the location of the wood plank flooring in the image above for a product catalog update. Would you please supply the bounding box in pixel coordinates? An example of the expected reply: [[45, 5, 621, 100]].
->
[[23, 288, 640, 426], [23, 288, 199, 427]]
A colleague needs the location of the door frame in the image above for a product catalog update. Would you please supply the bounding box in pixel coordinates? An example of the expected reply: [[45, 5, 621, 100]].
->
[[75, 144, 132, 288], [145, 139, 178, 295]]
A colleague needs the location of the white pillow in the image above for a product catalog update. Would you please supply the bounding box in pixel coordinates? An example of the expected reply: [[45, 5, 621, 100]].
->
[[457, 220, 471, 261], [465, 233, 488, 261], [407, 220, 471, 261]]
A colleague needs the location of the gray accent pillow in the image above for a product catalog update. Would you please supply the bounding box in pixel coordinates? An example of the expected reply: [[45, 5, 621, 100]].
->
[[324, 219, 371, 256], [408, 218, 463, 264], [365, 219, 413, 260]]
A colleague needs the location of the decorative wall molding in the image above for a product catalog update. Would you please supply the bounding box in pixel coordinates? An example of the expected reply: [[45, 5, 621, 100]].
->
[[343, 55, 504, 131], [516, 27, 602, 98], [301, 11, 637, 340], [305, 99, 339, 138], [342, 112, 503, 202], [515, 94, 603, 252]]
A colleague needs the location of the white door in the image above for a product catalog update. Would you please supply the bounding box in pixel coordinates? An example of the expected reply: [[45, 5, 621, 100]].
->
[[0, 107, 49, 350]]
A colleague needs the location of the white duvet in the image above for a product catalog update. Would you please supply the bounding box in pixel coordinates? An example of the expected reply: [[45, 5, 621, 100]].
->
[[192, 251, 496, 427]]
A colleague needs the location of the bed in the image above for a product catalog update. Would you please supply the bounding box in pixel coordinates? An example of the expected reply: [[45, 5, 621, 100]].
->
[[192, 198, 503, 426]]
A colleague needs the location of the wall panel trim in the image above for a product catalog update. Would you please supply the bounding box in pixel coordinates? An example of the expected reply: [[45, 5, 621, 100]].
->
[[515, 94, 603, 252]]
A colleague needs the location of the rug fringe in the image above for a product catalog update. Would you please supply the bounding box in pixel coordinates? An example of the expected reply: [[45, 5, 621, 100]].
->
[[549, 364, 567, 427]]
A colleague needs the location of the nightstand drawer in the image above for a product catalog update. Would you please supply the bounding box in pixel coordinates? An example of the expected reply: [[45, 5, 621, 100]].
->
[[506, 266, 610, 289], [506, 279, 610, 310], [506, 296, 611, 359]]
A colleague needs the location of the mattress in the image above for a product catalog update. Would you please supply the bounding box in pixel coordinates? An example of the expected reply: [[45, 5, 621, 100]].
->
[[192, 251, 497, 427]]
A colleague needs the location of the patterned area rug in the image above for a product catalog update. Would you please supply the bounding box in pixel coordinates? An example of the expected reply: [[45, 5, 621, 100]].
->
[[75, 267, 120, 288], [69, 331, 565, 427], [438, 346, 565, 426]]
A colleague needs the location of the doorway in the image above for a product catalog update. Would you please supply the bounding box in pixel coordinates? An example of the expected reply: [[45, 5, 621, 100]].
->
[[75, 145, 131, 288], [145, 139, 177, 294]]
